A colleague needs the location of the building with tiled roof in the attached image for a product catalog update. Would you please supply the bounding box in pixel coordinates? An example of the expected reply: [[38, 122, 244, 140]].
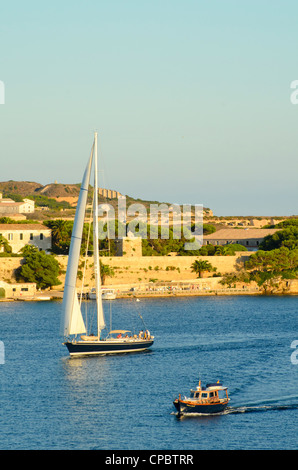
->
[[203, 228, 278, 250], [0, 224, 51, 253], [0, 193, 35, 214]]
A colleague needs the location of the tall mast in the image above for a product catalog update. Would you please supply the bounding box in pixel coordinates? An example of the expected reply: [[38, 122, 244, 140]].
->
[[60, 144, 94, 337], [93, 132, 105, 338]]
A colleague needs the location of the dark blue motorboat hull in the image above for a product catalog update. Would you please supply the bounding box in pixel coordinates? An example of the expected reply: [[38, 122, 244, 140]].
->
[[173, 399, 228, 416], [65, 339, 154, 356]]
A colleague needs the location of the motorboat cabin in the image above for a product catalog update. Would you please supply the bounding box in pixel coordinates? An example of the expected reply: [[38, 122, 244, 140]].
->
[[173, 380, 230, 416]]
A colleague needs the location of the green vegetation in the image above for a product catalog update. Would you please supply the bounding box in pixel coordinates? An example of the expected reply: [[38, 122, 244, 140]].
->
[[263, 219, 298, 229], [191, 260, 216, 278], [16, 245, 61, 289], [0, 217, 39, 224], [44, 219, 74, 254], [0, 234, 12, 253], [220, 224, 298, 291], [44, 219, 93, 255], [195, 243, 247, 256], [259, 226, 298, 251], [28, 195, 72, 211], [42, 219, 250, 257], [100, 261, 115, 285]]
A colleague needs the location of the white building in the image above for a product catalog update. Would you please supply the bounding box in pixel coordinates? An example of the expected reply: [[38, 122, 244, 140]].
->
[[0, 193, 35, 214], [0, 224, 52, 253]]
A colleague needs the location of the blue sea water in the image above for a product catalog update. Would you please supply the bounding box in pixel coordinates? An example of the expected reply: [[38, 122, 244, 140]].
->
[[0, 295, 297, 450]]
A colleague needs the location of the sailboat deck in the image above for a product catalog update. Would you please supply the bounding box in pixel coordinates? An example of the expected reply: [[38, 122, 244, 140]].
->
[[79, 335, 153, 344]]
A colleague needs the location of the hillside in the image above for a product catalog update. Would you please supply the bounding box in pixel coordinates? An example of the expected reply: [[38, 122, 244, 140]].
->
[[0, 180, 81, 199], [0, 181, 43, 196], [35, 183, 81, 198], [0, 180, 212, 216]]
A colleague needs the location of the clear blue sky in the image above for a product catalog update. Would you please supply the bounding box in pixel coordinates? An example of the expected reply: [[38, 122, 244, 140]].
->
[[1, 0, 298, 216]]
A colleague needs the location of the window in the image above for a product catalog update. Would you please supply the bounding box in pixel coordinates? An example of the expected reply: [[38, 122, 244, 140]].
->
[[30, 233, 33, 240], [40, 233, 43, 240], [201, 393, 208, 398], [246, 241, 249, 246], [8, 233, 13, 241], [20, 233, 23, 240]]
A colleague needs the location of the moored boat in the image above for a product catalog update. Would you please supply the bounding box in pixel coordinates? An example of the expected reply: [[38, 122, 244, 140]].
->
[[89, 288, 117, 300], [173, 380, 229, 416]]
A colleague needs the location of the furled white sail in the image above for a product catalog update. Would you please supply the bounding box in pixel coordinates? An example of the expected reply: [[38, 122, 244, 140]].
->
[[93, 132, 106, 335], [60, 144, 94, 337]]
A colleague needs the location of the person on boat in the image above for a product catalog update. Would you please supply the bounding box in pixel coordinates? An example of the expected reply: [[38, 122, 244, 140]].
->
[[139, 330, 143, 338]]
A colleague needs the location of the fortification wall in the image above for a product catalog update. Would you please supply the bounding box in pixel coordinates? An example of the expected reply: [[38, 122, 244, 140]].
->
[[54, 253, 252, 287]]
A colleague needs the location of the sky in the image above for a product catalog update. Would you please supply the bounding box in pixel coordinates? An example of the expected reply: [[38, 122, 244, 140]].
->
[[1, 0, 298, 216]]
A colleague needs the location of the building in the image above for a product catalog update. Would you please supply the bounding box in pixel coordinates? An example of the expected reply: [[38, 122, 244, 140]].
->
[[98, 188, 123, 199], [203, 228, 278, 250], [0, 224, 52, 253], [0, 193, 35, 214], [0, 280, 36, 299]]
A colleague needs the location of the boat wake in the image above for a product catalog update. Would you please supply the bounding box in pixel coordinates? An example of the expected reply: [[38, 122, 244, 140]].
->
[[172, 395, 298, 418], [226, 403, 298, 415], [227, 394, 298, 415]]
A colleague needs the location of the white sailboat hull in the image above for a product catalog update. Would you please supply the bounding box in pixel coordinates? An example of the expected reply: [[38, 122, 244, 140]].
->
[[89, 289, 117, 300]]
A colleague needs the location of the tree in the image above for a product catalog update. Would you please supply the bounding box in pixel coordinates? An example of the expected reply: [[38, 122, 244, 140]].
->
[[203, 224, 216, 235], [18, 246, 61, 289], [0, 235, 12, 253], [191, 260, 216, 278], [245, 247, 298, 275], [260, 227, 298, 251], [100, 261, 115, 285], [44, 219, 73, 254]]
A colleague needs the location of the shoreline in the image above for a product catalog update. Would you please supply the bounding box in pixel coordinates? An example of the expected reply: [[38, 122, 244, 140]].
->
[[1, 289, 297, 302]]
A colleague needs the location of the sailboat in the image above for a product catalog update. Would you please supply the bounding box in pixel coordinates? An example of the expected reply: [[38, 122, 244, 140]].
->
[[60, 132, 154, 356]]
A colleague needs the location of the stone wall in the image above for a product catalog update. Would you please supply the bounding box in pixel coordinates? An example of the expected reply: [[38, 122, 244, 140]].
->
[[1, 253, 297, 294], [54, 253, 252, 287], [0, 257, 24, 282]]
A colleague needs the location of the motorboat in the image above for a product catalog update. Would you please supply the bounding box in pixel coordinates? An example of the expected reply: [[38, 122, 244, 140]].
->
[[173, 380, 229, 416]]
